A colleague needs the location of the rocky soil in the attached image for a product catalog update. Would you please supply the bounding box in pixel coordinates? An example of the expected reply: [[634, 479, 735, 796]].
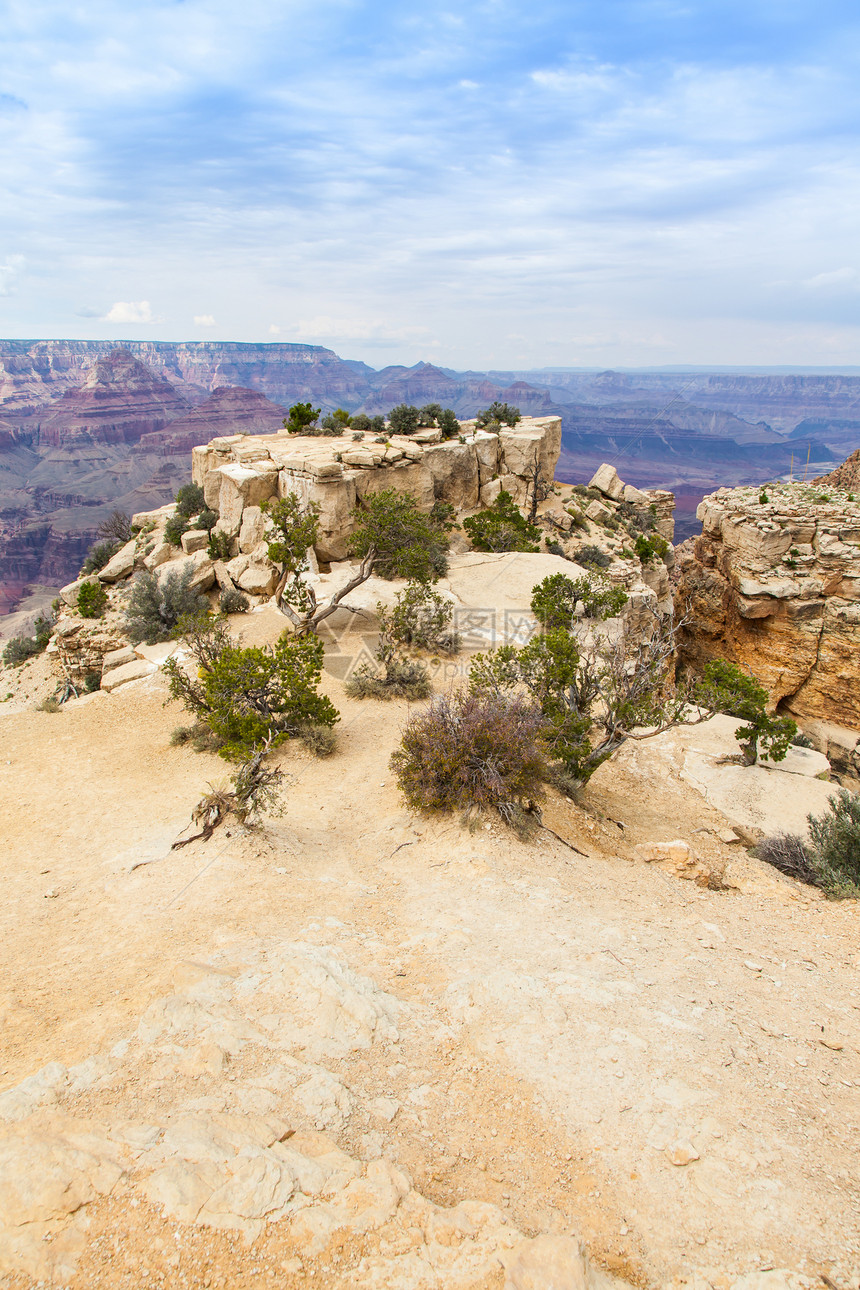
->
[[1, 596, 858, 1290]]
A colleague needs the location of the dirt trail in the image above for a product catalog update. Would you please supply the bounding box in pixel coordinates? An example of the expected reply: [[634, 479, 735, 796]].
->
[[0, 624, 858, 1288]]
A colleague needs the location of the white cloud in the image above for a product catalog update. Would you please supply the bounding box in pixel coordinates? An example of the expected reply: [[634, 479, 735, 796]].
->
[[802, 267, 859, 289], [104, 299, 156, 323], [0, 255, 25, 296], [193, 313, 216, 326], [268, 323, 282, 335], [295, 315, 431, 344]]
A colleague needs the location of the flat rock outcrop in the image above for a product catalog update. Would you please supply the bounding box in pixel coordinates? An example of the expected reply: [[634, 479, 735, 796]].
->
[[192, 417, 562, 562], [0, 939, 621, 1290], [675, 481, 860, 741]]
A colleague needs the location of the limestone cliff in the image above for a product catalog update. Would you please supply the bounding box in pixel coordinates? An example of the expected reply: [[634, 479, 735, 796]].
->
[[675, 482, 860, 744]]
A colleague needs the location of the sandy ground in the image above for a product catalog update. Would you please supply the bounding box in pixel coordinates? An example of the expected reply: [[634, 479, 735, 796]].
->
[[0, 607, 858, 1289]]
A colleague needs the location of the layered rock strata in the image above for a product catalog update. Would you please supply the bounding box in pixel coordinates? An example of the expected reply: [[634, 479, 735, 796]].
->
[[675, 482, 860, 746], [192, 417, 562, 562]]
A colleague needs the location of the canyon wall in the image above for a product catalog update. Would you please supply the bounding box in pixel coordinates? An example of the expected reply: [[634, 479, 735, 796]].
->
[[675, 481, 860, 770]]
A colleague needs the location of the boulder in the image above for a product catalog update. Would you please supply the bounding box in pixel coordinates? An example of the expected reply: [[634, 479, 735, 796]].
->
[[480, 478, 503, 508], [498, 472, 528, 504], [422, 441, 480, 509], [585, 499, 611, 523], [499, 429, 545, 479], [622, 483, 649, 505], [131, 504, 175, 528], [237, 563, 278, 596], [588, 463, 625, 501], [180, 528, 209, 555], [225, 553, 251, 582], [238, 506, 269, 554], [133, 641, 179, 665], [144, 542, 172, 571], [158, 551, 215, 594], [502, 1234, 608, 1290], [97, 540, 137, 583], [217, 464, 279, 535], [59, 579, 87, 607]]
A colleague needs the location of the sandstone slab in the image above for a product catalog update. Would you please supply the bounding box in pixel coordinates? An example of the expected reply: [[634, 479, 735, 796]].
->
[[97, 540, 137, 583], [100, 659, 156, 691]]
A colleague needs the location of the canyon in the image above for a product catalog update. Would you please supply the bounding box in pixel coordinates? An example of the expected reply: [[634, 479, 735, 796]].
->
[[1, 340, 856, 625]]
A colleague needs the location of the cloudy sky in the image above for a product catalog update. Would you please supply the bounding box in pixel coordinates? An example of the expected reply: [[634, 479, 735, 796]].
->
[[2, 0, 859, 368]]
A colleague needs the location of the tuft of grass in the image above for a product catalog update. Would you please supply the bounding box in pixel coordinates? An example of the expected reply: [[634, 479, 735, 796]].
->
[[345, 656, 432, 701], [299, 724, 338, 757]]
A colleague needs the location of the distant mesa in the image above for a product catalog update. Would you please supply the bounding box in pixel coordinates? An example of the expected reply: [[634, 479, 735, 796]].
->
[[35, 349, 191, 449], [136, 386, 290, 457]]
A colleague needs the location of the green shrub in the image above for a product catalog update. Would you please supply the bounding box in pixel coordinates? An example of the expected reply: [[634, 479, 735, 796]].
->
[[576, 544, 612, 570], [546, 540, 565, 557], [807, 790, 860, 897], [203, 633, 339, 759], [123, 567, 210, 645], [2, 608, 54, 666], [33, 612, 54, 649], [83, 671, 101, 693], [475, 401, 520, 428], [351, 414, 371, 434], [438, 409, 460, 438], [755, 792, 860, 898], [759, 491, 769, 504], [284, 402, 320, 434], [387, 404, 421, 436], [531, 573, 627, 630], [753, 833, 822, 887], [207, 531, 233, 560], [462, 490, 540, 553], [3, 636, 41, 666], [351, 489, 450, 581], [194, 509, 218, 531], [390, 690, 546, 834], [695, 659, 797, 765], [345, 602, 435, 700], [418, 402, 442, 426], [77, 579, 108, 618], [164, 514, 189, 546], [175, 484, 206, 518], [82, 539, 120, 575], [383, 581, 458, 653], [36, 695, 62, 713], [163, 618, 339, 760], [219, 587, 250, 614]]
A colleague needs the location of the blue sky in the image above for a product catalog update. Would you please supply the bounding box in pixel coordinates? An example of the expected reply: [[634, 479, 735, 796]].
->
[[1, 0, 859, 368]]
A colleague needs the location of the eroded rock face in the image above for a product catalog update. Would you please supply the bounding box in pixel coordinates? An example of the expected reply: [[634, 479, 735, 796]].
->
[[676, 482, 860, 731]]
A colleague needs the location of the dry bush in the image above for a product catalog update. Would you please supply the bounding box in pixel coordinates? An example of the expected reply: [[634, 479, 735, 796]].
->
[[390, 690, 546, 836]]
